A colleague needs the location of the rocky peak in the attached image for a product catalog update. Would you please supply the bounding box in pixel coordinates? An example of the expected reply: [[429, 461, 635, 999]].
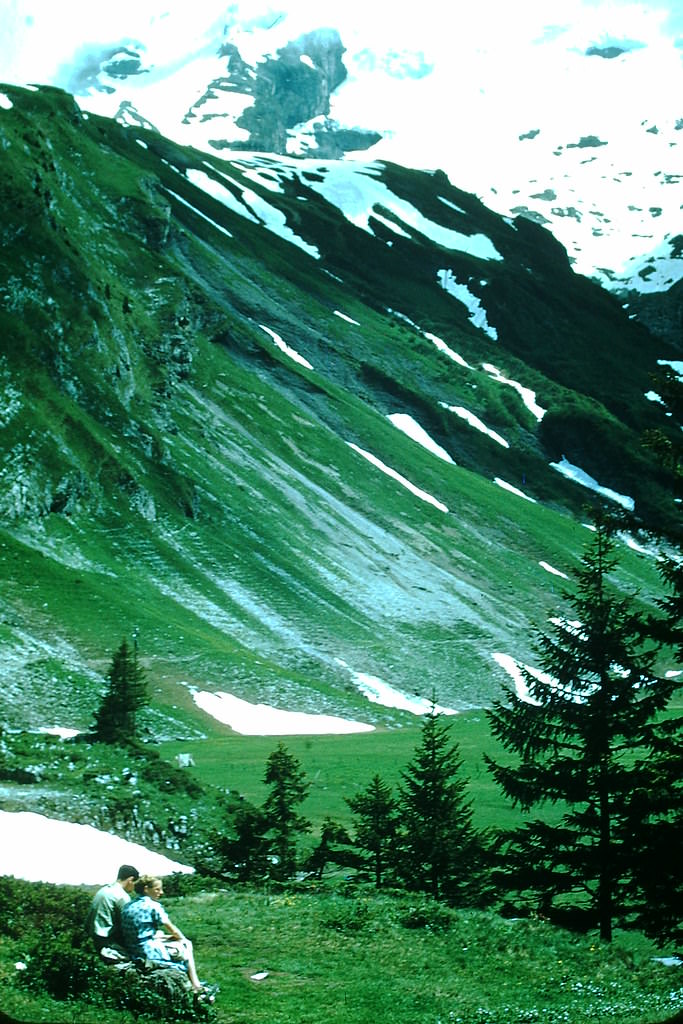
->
[[186, 28, 378, 158]]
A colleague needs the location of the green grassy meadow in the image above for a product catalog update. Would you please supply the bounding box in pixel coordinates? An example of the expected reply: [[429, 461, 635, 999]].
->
[[158, 710, 537, 835], [3, 883, 682, 1024]]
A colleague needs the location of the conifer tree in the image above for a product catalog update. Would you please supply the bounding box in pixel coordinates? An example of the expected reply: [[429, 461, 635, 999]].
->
[[626, 369, 683, 944], [485, 511, 679, 941], [262, 742, 310, 879], [93, 637, 148, 745], [346, 774, 399, 888], [398, 702, 478, 902], [206, 802, 270, 882]]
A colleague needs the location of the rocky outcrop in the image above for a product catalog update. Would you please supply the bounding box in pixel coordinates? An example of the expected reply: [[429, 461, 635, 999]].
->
[[233, 29, 347, 152], [624, 275, 683, 352], [186, 28, 379, 158]]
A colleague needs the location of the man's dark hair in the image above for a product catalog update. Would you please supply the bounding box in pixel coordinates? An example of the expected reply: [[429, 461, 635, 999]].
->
[[117, 864, 139, 881]]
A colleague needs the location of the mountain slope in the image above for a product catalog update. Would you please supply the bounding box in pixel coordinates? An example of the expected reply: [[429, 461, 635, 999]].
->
[[0, 84, 677, 737]]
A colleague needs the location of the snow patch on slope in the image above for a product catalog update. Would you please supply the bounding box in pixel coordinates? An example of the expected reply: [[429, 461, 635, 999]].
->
[[438, 270, 498, 340], [346, 442, 448, 513], [550, 456, 635, 511], [442, 404, 508, 448], [388, 413, 454, 462], [192, 690, 374, 734], [336, 660, 458, 716], [0, 811, 193, 884]]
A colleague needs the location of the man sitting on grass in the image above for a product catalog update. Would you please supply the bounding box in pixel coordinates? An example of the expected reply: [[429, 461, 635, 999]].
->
[[85, 863, 139, 959]]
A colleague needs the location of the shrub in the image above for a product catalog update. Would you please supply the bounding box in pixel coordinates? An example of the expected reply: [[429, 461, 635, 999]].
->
[[320, 896, 371, 932], [398, 898, 454, 932], [0, 877, 92, 941], [20, 934, 105, 1000]]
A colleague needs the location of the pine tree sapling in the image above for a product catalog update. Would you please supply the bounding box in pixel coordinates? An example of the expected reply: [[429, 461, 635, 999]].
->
[[399, 702, 478, 903], [346, 774, 399, 888], [262, 742, 311, 880]]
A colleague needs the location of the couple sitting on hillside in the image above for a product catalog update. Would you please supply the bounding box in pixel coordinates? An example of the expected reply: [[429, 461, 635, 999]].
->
[[85, 864, 216, 1003]]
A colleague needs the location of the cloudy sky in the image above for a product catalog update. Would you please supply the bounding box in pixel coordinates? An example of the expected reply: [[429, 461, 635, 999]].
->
[[1, 1, 681, 284], [2, 0, 680, 112]]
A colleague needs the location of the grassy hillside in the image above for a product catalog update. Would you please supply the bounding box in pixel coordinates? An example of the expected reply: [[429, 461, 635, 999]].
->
[[2, 878, 682, 1024], [1, 83, 677, 746]]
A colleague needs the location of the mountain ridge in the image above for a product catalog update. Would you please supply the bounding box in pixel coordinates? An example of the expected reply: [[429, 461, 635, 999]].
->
[[0, 83, 678, 741], [21, 12, 680, 295]]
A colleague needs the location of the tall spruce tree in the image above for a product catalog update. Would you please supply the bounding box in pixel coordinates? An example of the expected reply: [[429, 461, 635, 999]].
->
[[399, 702, 478, 902], [485, 512, 679, 941], [626, 368, 683, 945], [346, 773, 399, 888], [262, 742, 310, 880], [93, 637, 148, 744]]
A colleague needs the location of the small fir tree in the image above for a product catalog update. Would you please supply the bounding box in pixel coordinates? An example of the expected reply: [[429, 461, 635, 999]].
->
[[346, 773, 399, 888], [485, 511, 679, 941], [398, 701, 478, 902], [205, 802, 270, 882], [262, 742, 311, 880], [93, 637, 148, 745]]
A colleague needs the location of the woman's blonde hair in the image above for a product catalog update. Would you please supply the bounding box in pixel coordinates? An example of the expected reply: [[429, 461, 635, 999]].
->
[[134, 873, 161, 895]]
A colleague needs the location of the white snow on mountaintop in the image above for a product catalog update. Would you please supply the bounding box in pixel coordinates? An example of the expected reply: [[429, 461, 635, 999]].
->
[[0, 810, 193, 884], [2, 0, 680, 289], [187, 166, 321, 258], [184, 155, 501, 265], [294, 161, 502, 258]]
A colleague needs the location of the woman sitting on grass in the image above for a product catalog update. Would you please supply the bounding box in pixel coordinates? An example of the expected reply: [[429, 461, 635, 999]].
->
[[120, 874, 213, 1000]]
